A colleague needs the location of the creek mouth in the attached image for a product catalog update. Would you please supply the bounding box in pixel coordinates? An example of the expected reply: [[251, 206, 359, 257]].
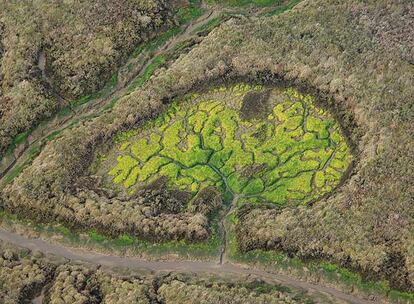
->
[[218, 193, 241, 265]]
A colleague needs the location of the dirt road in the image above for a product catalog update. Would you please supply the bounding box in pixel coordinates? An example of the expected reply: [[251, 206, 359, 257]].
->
[[0, 228, 375, 304]]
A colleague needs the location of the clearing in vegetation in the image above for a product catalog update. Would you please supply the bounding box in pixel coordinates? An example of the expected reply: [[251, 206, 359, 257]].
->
[[102, 84, 352, 207]]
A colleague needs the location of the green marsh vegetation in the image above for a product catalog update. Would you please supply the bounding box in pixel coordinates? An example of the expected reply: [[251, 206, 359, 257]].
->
[[206, 0, 281, 6], [206, 0, 296, 8], [105, 84, 351, 207], [83, 83, 353, 262], [176, 0, 206, 25]]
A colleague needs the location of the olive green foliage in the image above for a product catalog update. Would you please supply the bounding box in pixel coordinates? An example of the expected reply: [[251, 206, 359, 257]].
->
[[98, 272, 154, 304], [158, 276, 312, 304], [43, 266, 155, 304], [192, 15, 226, 35], [4, 144, 41, 185], [264, 0, 302, 16], [127, 55, 166, 93], [109, 85, 351, 206], [0, 242, 52, 304], [45, 265, 98, 304], [176, 0, 205, 25], [132, 28, 183, 58], [38, 0, 172, 100]]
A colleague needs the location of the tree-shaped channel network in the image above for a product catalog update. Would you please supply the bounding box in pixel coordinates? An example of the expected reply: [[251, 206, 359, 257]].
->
[[108, 84, 352, 206]]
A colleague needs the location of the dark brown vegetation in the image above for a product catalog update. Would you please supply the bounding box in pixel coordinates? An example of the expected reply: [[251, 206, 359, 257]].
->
[[0, 0, 176, 155], [1, 0, 413, 293], [240, 90, 271, 120]]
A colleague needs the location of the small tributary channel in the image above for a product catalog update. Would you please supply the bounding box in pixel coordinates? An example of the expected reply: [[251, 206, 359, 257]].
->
[[219, 193, 241, 265], [209, 163, 243, 265]]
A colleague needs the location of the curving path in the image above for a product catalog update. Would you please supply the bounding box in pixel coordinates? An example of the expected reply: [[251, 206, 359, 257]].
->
[[0, 228, 375, 304]]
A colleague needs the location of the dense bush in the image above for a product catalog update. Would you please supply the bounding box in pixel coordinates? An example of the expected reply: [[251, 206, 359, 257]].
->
[[158, 276, 307, 303], [41, 0, 174, 99], [0, 241, 54, 304], [45, 266, 157, 304], [97, 272, 155, 304], [45, 265, 100, 304], [0, 0, 175, 155]]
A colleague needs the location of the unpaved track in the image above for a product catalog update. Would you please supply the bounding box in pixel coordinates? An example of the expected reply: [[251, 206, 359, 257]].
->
[[0, 228, 374, 304]]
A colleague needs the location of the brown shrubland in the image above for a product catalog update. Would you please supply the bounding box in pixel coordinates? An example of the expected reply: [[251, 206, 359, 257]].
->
[[0, 0, 175, 155]]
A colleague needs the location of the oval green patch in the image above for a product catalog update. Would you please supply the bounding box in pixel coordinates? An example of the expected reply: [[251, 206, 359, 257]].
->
[[107, 84, 352, 206]]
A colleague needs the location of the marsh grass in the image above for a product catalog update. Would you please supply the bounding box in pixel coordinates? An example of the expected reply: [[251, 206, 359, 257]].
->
[[127, 56, 166, 93], [207, 0, 283, 7], [108, 85, 351, 208], [177, 1, 205, 25]]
